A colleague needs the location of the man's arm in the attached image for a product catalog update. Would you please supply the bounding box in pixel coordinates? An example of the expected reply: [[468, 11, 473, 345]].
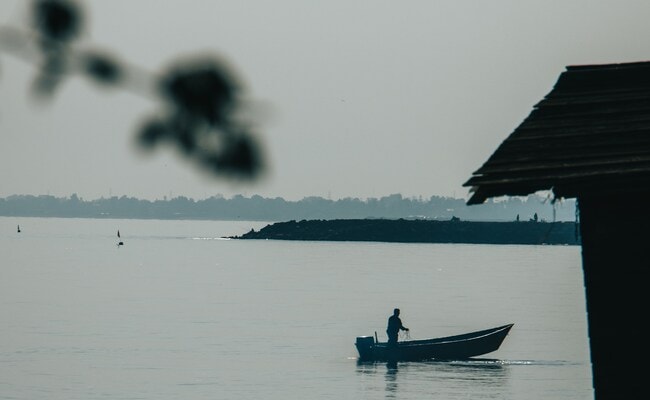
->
[[400, 319, 409, 331]]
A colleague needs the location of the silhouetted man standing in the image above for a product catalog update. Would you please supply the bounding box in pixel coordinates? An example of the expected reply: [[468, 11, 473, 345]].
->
[[386, 308, 409, 347]]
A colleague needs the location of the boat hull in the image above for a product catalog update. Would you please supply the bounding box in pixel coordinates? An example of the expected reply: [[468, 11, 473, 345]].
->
[[355, 324, 513, 362]]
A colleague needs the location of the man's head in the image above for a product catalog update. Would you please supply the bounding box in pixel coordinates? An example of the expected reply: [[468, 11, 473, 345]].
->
[[393, 308, 400, 316]]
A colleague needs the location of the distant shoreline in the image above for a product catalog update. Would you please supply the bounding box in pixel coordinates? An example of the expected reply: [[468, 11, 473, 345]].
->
[[0, 194, 576, 222], [232, 219, 580, 245]]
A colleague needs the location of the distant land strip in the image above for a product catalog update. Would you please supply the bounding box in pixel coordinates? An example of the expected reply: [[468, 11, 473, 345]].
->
[[0, 194, 576, 222], [233, 219, 580, 245]]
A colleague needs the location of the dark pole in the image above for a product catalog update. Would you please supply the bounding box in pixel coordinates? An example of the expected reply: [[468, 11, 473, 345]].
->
[[578, 194, 647, 399]]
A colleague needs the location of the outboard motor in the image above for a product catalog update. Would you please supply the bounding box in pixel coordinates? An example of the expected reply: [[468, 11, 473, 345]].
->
[[355, 336, 375, 360]]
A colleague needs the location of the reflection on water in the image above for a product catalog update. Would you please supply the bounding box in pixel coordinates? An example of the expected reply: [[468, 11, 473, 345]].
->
[[357, 359, 510, 399], [385, 362, 398, 398]]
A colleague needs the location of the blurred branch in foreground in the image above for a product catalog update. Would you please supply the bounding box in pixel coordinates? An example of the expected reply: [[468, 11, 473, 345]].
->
[[0, 0, 264, 180]]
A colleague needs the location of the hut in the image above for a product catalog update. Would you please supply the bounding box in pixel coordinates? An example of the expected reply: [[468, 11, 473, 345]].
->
[[464, 61, 650, 399]]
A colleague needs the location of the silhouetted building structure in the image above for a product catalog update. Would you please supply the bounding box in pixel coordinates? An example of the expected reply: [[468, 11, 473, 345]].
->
[[464, 61, 650, 399]]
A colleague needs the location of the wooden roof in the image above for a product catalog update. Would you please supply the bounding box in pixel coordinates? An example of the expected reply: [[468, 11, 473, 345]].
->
[[464, 61, 650, 205]]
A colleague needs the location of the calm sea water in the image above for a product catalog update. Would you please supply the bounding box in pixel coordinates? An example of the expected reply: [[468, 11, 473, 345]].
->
[[1, 217, 593, 399]]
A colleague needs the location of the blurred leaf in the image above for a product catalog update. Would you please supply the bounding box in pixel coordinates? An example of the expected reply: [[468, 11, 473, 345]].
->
[[137, 118, 171, 149], [160, 58, 238, 125], [32, 54, 65, 97], [3, 4, 266, 183], [82, 50, 122, 85], [33, 0, 82, 43], [214, 135, 262, 178]]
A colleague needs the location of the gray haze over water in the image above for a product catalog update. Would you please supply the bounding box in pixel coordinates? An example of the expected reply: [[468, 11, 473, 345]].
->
[[2, 1, 650, 201]]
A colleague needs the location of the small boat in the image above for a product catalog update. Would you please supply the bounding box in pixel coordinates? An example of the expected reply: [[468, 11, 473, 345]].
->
[[355, 323, 513, 362], [117, 230, 123, 246], [17, 224, 21, 233]]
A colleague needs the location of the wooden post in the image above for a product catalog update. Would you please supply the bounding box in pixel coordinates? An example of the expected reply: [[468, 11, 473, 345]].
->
[[578, 194, 648, 399]]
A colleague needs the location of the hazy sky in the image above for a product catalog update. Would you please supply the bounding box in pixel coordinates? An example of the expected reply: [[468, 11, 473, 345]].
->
[[2, 0, 650, 201]]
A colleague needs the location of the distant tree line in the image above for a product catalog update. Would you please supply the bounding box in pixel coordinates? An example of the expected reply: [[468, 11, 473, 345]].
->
[[0, 193, 576, 222]]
